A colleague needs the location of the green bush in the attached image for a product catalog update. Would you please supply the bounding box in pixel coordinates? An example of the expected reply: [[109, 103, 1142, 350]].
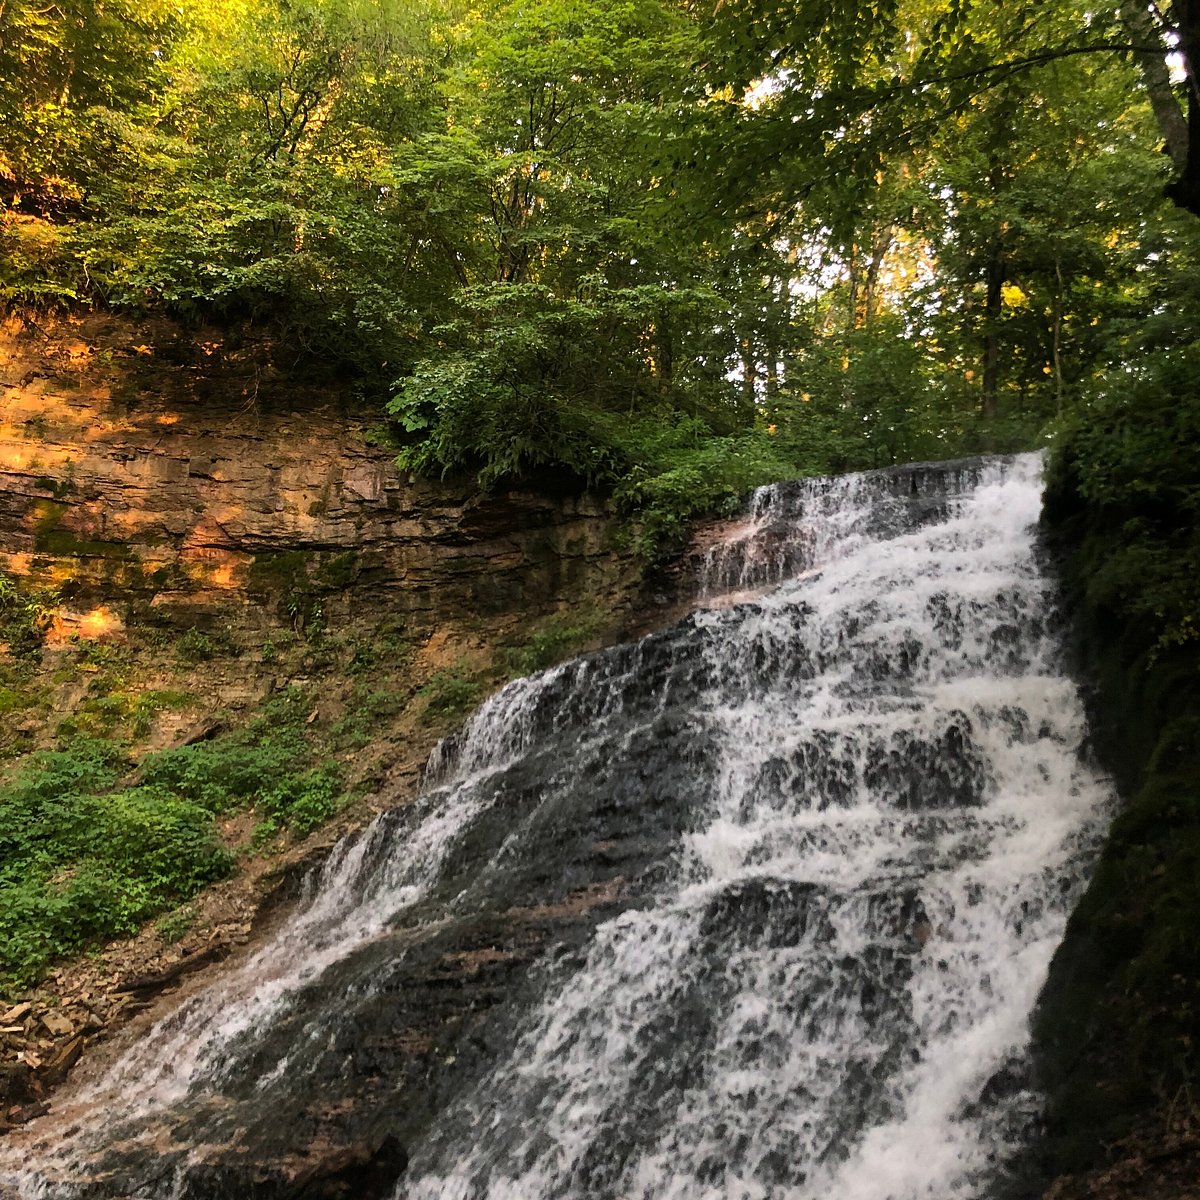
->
[[175, 629, 218, 663], [138, 688, 345, 820], [156, 904, 197, 944], [387, 284, 774, 516], [0, 571, 57, 659], [76, 688, 190, 738], [0, 740, 232, 987], [505, 613, 602, 677], [1045, 339, 1200, 654], [389, 288, 637, 489], [613, 422, 795, 560], [261, 765, 343, 835], [0, 690, 350, 988], [418, 669, 481, 722], [331, 684, 408, 749], [140, 740, 298, 814]]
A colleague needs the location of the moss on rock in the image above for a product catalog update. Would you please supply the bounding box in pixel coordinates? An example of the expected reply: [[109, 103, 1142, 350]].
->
[[1033, 348, 1200, 1175]]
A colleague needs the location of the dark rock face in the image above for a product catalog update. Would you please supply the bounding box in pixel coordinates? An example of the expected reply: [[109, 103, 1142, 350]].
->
[[1032, 443, 1200, 1181]]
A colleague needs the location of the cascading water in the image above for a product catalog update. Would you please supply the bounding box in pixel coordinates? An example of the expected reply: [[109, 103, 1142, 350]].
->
[[1, 453, 1114, 1200]]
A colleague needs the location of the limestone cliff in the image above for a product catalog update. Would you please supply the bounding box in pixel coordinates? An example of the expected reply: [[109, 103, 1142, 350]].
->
[[0, 313, 643, 645]]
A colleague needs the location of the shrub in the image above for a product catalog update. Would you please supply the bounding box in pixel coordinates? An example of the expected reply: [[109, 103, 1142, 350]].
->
[[0, 740, 232, 987], [1046, 339, 1200, 654], [0, 688, 350, 987], [260, 766, 343, 835], [612, 421, 795, 560], [418, 669, 481, 722], [0, 571, 57, 659], [505, 613, 601, 677]]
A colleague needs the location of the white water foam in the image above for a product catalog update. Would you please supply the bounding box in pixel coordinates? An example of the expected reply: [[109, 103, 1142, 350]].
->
[[397, 455, 1113, 1200]]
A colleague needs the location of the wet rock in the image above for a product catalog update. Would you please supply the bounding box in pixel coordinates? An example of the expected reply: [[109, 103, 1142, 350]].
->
[[0, 1064, 35, 1109], [40, 1036, 84, 1087], [114, 943, 231, 996], [294, 1133, 409, 1199]]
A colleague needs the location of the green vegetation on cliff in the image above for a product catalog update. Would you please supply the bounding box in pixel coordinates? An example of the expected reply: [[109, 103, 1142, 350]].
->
[[1037, 321, 1200, 1168], [0, 738, 232, 987], [0, 688, 350, 989]]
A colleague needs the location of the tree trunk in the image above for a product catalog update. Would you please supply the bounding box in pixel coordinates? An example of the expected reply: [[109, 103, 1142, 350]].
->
[[657, 313, 674, 390], [740, 337, 757, 410], [1166, 0, 1200, 216], [1052, 254, 1065, 417], [1123, 2, 1190, 171], [862, 224, 894, 329]]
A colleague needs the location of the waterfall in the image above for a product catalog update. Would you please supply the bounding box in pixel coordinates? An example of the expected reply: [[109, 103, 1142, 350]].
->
[[0, 453, 1114, 1200]]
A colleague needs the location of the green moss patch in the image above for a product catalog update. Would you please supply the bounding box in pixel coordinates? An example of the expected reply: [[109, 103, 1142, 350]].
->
[[34, 527, 132, 558]]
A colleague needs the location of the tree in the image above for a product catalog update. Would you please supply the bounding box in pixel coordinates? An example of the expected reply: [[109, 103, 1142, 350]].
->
[[0, 0, 179, 213], [702, 0, 1200, 222], [680, 0, 1192, 450]]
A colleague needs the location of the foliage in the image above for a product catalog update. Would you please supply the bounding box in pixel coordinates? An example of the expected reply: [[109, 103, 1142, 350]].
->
[[331, 683, 408, 749], [3, 0, 1194, 514], [613, 420, 795, 559], [0, 689, 346, 987], [258, 766, 342, 835], [764, 318, 960, 474], [1048, 339, 1200, 653], [700, 0, 1193, 226], [74, 688, 191, 739], [344, 621, 409, 676], [175, 629, 218, 663], [0, 214, 79, 305], [0, 739, 231, 987], [417, 668, 481, 722], [0, 571, 57, 659], [139, 689, 345, 826], [0, 0, 179, 213], [505, 613, 602, 677], [390, 283, 741, 488], [155, 904, 197, 944]]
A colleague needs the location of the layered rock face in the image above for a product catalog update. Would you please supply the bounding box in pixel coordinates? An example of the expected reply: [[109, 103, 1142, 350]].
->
[[0, 314, 638, 640]]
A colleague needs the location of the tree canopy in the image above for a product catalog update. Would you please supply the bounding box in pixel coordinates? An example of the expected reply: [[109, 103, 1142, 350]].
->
[[1, 0, 1198, 551]]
